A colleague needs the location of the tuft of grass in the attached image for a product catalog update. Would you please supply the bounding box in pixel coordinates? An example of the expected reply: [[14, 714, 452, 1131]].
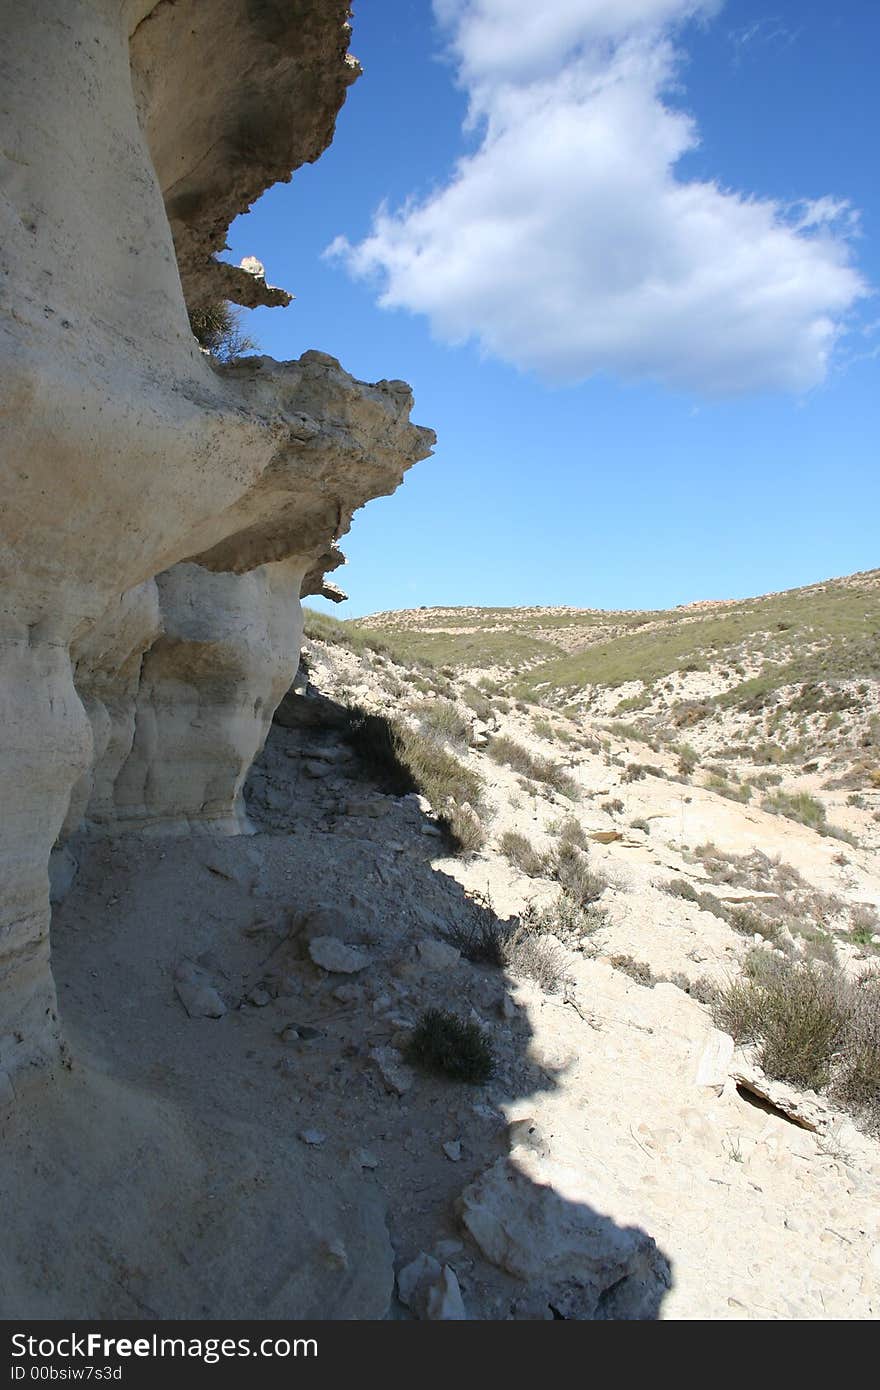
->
[[714, 958, 846, 1092], [546, 840, 607, 904], [610, 954, 656, 987], [460, 684, 495, 720], [405, 1009, 494, 1083], [343, 706, 485, 852], [675, 743, 699, 777], [666, 878, 699, 902], [416, 699, 470, 745], [763, 790, 828, 832], [499, 830, 547, 877], [488, 736, 580, 800], [190, 301, 257, 362], [705, 773, 752, 803], [518, 892, 606, 949], [503, 924, 571, 994], [667, 972, 718, 1006], [446, 894, 509, 966], [303, 607, 392, 658]]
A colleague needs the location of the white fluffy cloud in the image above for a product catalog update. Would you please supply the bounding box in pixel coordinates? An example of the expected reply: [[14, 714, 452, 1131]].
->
[[329, 0, 867, 396]]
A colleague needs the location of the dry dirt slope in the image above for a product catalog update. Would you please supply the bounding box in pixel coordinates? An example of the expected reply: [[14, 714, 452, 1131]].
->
[[229, 595, 880, 1318], [8, 576, 880, 1319]]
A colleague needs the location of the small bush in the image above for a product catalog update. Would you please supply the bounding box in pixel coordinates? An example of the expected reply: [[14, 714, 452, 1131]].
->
[[499, 830, 547, 877], [460, 685, 494, 720], [503, 924, 571, 994], [518, 892, 605, 948], [666, 878, 699, 902], [546, 841, 607, 904], [714, 960, 845, 1091], [343, 706, 485, 852], [851, 905, 879, 943], [446, 805, 487, 854], [556, 816, 590, 851], [447, 899, 509, 966], [705, 773, 752, 803], [622, 761, 663, 782], [189, 301, 257, 362], [726, 906, 783, 945], [488, 736, 579, 800], [629, 817, 650, 833], [676, 743, 699, 777], [610, 954, 656, 987], [763, 790, 828, 833], [668, 972, 718, 1006], [417, 699, 470, 745], [406, 1009, 494, 1083]]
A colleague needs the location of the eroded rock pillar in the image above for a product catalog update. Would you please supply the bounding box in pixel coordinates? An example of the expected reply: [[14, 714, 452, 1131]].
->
[[0, 642, 92, 1087]]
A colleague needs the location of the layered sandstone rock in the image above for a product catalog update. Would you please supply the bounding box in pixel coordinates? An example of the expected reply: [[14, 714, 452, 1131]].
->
[[0, 0, 433, 1088]]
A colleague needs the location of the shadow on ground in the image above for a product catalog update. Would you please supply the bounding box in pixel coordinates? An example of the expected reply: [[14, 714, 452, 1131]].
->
[[0, 686, 671, 1320]]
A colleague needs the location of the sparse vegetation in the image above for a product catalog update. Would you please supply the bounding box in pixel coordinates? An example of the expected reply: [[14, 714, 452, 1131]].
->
[[714, 956, 880, 1128], [610, 954, 656, 987], [189, 301, 257, 362], [416, 699, 470, 746], [343, 706, 485, 852], [499, 830, 547, 877], [546, 840, 607, 905], [488, 735, 579, 800], [406, 1009, 494, 1083], [503, 922, 571, 994]]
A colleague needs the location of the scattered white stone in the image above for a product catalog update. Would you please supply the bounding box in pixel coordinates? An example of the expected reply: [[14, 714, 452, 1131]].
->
[[397, 1252, 439, 1311], [442, 1140, 462, 1162], [426, 1265, 466, 1320], [370, 1045, 413, 1096], [302, 744, 348, 763], [302, 759, 332, 779], [333, 983, 362, 1004], [299, 1129, 327, 1146], [397, 1254, 465, 1319], [351, 1148, 380, 1170], [417, 938, 460, 971], [694, 1029, 734, 1094], [507, 1116, 548, 1155], [434, 1239, 463, 1261], [247, 986, 271, 1007], [457, 1153, 669, 1318], [308, 936, 371, 974], [174, 962, 226, 1019]]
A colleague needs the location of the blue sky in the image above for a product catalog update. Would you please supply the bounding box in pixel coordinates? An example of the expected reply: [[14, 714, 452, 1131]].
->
[[226, 0, 879, 617]]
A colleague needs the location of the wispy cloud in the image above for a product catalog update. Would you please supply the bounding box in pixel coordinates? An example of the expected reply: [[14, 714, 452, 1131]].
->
[[329, 0, 867, 396], [728, 14, 801, 66]]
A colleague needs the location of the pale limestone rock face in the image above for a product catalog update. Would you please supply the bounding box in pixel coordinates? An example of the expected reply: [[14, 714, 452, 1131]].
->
[[457, 1153, 671, 1319], [108, 560, 306, 836], [0, 1, 433, 1083]]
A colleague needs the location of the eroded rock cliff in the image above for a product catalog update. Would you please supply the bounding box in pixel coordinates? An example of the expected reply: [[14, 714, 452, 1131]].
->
[[0, 0, 432, 1089]]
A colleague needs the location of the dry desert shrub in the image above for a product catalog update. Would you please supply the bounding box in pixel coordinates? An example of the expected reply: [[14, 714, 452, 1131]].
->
[[715, 954, 880, 1129], [406, 1009, 494, 1083], [488, 735, 580, 800], [498, 830, 547, 877]]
